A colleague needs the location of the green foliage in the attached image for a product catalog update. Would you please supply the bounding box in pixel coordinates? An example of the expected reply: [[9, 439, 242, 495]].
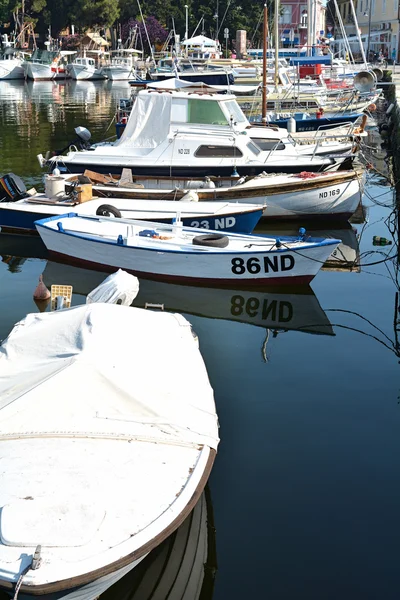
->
[[0, 0, 268, 48], [79, 0, 119, 28]]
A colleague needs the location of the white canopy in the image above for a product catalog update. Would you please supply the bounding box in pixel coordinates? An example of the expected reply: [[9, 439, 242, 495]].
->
[[0, 303, 219, 450], [147, 78, 196, 89], [115, 91, 172, 149], [181, 35, 218, 47]]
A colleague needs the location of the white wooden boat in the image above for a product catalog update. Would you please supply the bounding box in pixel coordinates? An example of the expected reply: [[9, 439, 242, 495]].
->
[[35, 213, 341, 286], [0, 48, 25, 80], [23, 49, 77, 80], [61, 168, 363, 222], [40, 89, 361, 177], [67, 54, 106, 81], [100, 49, 141, 81], [0, 194, 263, 235], [0, 275, 219, 599]]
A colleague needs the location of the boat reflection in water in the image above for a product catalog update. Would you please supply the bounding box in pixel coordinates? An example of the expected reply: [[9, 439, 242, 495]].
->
[[255, 221, 360, 272], [40, 259, 334, 337], [101, 489, 216, 600]]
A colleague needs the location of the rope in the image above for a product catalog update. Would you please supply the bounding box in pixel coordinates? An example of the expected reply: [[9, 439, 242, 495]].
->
[[13, 545, 41, 600]]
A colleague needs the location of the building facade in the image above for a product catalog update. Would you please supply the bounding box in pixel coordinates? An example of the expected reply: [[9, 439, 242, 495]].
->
[[278, 0, 327, 49], [333, 0, 399, 61]]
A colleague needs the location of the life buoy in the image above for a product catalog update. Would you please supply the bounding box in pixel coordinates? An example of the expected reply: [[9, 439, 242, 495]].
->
[[22, 42, 28, 49], [96, 204, 122, 218], [192, 233, 229, 248]]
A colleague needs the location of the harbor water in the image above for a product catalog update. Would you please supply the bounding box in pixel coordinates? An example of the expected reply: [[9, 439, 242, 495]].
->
[[0, 80, 399, 600]]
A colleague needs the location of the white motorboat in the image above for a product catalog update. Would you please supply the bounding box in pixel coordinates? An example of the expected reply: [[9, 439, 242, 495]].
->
[[41, 88, 363, 177], [35, 212, 341, 286], [67, 53, 106, 81], [0, 47, 25, 80], [100, 48, 142, 81], [0, 271, 219, 599], [23, 48, 77, 80]]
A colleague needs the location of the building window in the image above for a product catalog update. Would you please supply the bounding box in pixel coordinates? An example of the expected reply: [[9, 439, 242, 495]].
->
[[279, 5, 292, 24], [383, 0, 386, 12]]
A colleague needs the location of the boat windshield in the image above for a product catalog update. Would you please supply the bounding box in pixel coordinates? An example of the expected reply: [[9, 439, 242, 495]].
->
[[223, 100, 247, 125], [187, 99, 228, 125]]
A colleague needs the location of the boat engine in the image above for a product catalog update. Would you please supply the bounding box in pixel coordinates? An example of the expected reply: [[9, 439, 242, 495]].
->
[[54, 126, 92, 156], [0, 173, 28, 203]]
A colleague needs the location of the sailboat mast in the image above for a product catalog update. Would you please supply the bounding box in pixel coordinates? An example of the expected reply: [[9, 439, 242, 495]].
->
[[274, 0, 279, 90], [262, 3, 268, 123]]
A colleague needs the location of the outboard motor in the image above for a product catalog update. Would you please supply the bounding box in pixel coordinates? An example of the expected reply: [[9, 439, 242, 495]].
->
[[0, 173, 27, 203], [54, 126, 92, 155]]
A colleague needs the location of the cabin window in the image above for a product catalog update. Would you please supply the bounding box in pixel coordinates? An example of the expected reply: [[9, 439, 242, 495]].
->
[[194, 145, 243, 158], [224, 100, 247, 124], [247, 141, 261, 155], [188, 99, 228, 125], [250, 138, 285, 151]]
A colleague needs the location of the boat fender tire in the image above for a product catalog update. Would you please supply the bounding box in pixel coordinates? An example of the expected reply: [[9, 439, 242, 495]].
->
[[192, 234, 229, 248], [96, 204, 122, 218]]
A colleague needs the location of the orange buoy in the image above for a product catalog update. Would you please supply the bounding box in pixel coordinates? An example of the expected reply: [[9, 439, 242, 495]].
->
[[368, 103, 377, 112], [33, 274, 50, 301]]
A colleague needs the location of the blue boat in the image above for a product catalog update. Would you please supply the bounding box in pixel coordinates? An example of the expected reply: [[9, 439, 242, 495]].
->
[[0, 194, 263, 235], [250, 112, 363, 132]]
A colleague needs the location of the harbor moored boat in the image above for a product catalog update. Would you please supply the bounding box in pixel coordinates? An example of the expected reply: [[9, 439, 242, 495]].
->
[[34, 213, 341, 286], [0, 271, 219, 599]]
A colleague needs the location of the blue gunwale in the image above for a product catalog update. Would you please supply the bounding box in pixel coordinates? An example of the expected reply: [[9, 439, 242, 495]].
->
[[35, 213, 341, 254]]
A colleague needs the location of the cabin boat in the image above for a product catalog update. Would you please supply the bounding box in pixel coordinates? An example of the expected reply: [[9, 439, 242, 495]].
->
[[23, 48, 77, 80], [0, 271, 219, 600], [41, 88, 362, 178], [67, 53, 107, 80], [0, 46, 25, 80], [100, 48, 142, 81], [35, 213, 341, 286]]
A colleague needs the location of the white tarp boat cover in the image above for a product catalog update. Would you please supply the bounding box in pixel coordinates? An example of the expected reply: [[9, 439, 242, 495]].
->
[[86, 268, 140, 305], [115, 91, 172, 149], [0, 303, 219, 450]]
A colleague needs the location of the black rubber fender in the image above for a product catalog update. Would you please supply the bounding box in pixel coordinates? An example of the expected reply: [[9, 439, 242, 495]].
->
[[192, 233, 229, 248], [96, 204, 122, 218]]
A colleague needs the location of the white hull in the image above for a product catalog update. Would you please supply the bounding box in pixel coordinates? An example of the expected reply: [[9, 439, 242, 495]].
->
[[68, 64, 106, 81], [0, 58, 24, 80], [36, 214, 340, 286], [101, 66, 133, 80], [24, 62, 68, 81], [81, 171, 363, 220]]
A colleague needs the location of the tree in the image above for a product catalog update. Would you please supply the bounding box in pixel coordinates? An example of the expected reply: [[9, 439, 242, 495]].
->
[[78, 0, 119, 28], [121, 16, 167, 52]]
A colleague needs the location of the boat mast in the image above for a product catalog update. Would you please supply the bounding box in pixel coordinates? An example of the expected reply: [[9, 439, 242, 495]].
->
[[262, 3, 268, 123], [349, 0, 367, 68], [274, 0, 279, 90]]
